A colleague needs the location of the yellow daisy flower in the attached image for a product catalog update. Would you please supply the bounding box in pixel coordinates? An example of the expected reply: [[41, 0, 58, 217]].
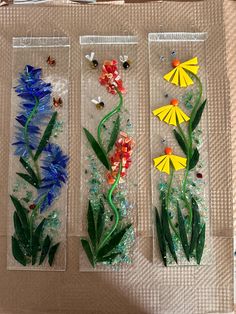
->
[[163, 57, 199, 87], [153, 147, 187, 175], [152, 98, 190, 126]]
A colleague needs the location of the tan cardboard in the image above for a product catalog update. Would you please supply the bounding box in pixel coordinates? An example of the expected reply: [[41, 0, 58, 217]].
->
[[0, 0, 234, 312]]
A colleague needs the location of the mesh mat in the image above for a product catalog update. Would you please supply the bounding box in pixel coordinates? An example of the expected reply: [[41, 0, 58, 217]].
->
[[0, 0, 234, 313]]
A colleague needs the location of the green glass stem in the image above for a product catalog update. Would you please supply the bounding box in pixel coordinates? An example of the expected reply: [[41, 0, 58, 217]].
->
[[23, 96, 41, 182], [177, 122, 188, 147], [166, 167, 180, 240], [180, 72, 203, 225], [98, 164, 121, 250], [97, 88, 123, 168], [188, 73, 203, 137], [96, 89, 123, 252], [177, 123, 192, 219]]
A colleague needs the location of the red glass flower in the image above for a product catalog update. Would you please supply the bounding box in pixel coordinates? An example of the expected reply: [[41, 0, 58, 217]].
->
[[107, 131, 135, 184], [99, 60, 126, 95]]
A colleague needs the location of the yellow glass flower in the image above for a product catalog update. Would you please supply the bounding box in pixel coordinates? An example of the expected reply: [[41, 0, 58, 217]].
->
[[153, 147, 187, 174], [152, 98, 190, 126], [164, 57, 199, 87]]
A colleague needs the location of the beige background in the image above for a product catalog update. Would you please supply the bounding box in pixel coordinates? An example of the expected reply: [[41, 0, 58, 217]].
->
[[225, 0, 236, 311], [0, 0, 234, 313]]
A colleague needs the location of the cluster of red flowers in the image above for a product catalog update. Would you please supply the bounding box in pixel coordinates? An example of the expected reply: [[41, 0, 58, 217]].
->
[[107, 131, 135, 184], [99, 60, 126, 95]]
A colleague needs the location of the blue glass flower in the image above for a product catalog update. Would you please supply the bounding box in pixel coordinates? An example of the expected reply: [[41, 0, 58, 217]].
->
[[15, 65, 51, 101], [13, 65, 53, 157], [37, 143, 69, 212]]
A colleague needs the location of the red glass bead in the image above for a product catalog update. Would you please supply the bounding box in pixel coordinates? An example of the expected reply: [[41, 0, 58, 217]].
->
[[196, 173, 203, 179]]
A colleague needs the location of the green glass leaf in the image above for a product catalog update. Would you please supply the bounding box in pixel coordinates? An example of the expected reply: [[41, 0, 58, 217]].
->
[[32, 218, 46, 265], [83, 128, 110, 170], [107, 114, 120, 153], [39, 235, 51, 265], [173, 129, 187, 155], [97, 224, 131, 259], [196, 224, 206, 265], [189, 198, 200, 255], [191, 99, 207, 131], [16, 173, 39, 188], [97, 252, 119, 263], [34, 112, 57, 161], [189, 148, 199, 170], [161, 197, 178, 264], [12, 236, 27, 266], [10, 195, 30, 239], [13, 211, 29, 250], [48, 242, 60, 266], [96, 199, 105, 245], [81, 238, 95, 268], [87, 201, 96, 249], [155, 207, 167, 266], [19, 157, 39, 185], [177, 202, 189, 261]]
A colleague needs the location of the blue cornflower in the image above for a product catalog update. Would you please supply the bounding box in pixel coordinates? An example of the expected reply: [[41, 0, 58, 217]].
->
[[37, 143, 69, 212], [13, 65, 53, 157], [15, 65, 52, 101], [13, 128, 40, 158], [12, 114, 41, 158], [20, 93, 53, 123]]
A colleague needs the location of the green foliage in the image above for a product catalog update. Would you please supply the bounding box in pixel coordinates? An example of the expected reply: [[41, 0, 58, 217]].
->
[[177, 202, 189, 261], [173, 129, 187, 155], [10, 196, 60, 267], [196, 224, 206, 265], [34, 112, 57, 161], [17, 157, 39, 188], [155, 207, 167, 266], [191, 99, 207, 131], [83, 128, 110, 170], [161, 197, 178, 264], [81, 200, 132, 267], [189, 198, 201, 256], [107, 115, 120, 153], [189, 148, 199, 170]]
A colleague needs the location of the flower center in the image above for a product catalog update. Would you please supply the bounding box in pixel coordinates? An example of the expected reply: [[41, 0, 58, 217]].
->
[[172, 59, 181, 68], [165, 147, 172, 155], [170, 98, 179, 106]]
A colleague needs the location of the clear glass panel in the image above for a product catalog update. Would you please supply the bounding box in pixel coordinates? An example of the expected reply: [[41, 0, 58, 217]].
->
[[8, 37, 70, 270], [148, 33, 211, 266], [13, 0, 51, 4], [79, 35, 138, 271]]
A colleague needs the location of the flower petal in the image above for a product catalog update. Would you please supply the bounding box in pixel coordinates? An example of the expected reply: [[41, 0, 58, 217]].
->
[[153, 105, 172, 121], [154, 155, 170, 174], [178, 67, 188, 87], [170, 155, 187, 171], [181, 57, 198, 66], [181, 64, 199, 75], [163, 107, 174, 124], [153, 155, 166, 167], [161, 157, 170, 174], [179, 67, 194, 86], [169, 107, 177, 126], [163, 68, 177, 82], [175, 107, 185, 124], [176, 107, 190, 123], [171, 68, 179, 86], [152, 105, 172, 116], [156, 106, 172, 121]]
